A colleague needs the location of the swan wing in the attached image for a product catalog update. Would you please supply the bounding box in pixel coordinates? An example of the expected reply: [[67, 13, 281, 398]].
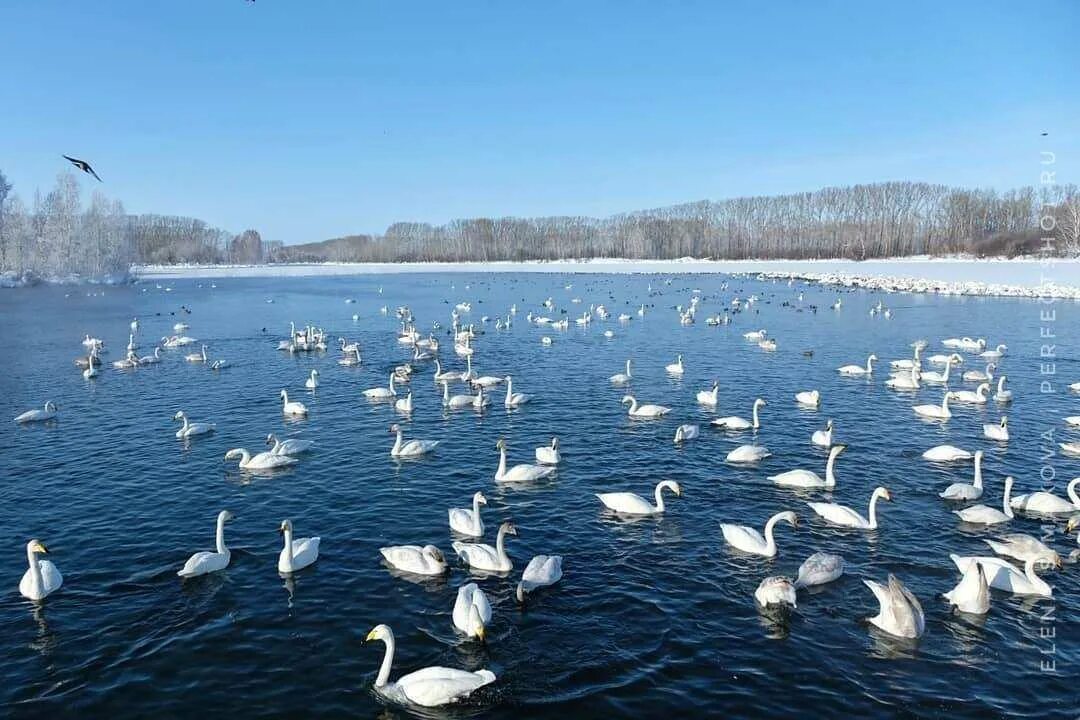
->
[[178, 550, 229, 577], [720, 524, 766, 553], [20, 560, 64, 598], [596, 492, 652, 514], [397, 667, 496, 707], [380, 545, 428, 573], [522, 555, 563, 587], [452, 541, 498, 568], [769, 469, 822, 487], [291, 537, 320, 567], [794, 552, 843, 588], [808, 502, 866, 527], [504, 463, 554, 482]]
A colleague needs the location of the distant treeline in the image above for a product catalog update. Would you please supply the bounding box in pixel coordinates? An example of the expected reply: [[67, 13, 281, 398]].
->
[[1, 171, 1078, 281], [273, 181, 1080, 263], [0, 171, 270, 280]]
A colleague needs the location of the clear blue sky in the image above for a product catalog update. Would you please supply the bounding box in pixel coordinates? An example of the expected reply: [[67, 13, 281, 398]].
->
[[1, 0, 1075, 244]]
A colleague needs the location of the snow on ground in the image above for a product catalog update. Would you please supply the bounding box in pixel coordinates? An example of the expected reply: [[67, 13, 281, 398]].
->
[[134, 256, 1080, 298]]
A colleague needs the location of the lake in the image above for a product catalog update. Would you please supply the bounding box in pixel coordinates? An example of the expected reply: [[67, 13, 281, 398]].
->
[[1, 272, 1077, 719]]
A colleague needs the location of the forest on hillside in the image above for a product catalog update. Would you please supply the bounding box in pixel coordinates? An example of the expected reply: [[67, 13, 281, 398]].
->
[[1, 171, 1077, 283]]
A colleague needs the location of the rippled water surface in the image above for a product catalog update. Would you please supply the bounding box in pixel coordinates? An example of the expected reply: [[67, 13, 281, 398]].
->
[[1, 273, 1078, 719]]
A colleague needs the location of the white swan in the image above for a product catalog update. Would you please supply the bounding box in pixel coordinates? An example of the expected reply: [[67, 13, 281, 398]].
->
[[442, 381, 478, 409], [448, 491, 486, 537], [922, 444, 971, 462], [280, 389, 308, 416], [494, 438, 555, 482], [726, 444, 771, 463], [951, 383, 990, 404], [674, 424, 700, 444], [980, 343, 1008, 360], [363, 373, 398, 400], [305, 370, 319, 389], [174, 411, 215, 438], [138, 347, 161, 365], [380, 544, 447, 575], [920, 354, 961, 383], [983, 416, 1009, 441], [954, 476, 1014, 525], [665, 354, 685, 375], [453, 583, 492, 640], [225, 447, 298, 470], [720, 510, 797, 557], [697, 381, 719, 407], [794, 389, 820, 408], [610, 359, 632, 385], [943, 561, 989, 615], [711, 398, 766, 430], [837, 354, 876, 376], [433, 359, 458, 383], [82, 353, 98, 379], [597, 480, 681, 516], [885, 365, 920, 390], [743, 329, 766, 341], [754, 576, 797, 608], [793, 552, 844, 588], [864, 575, 925, 638], [266, 433, 314, 456], [14, 401, 57, 423], [1009, 477, 1079, 515], [364, 624, 495, 707], [389, 424, 439, 458], [993, 375, 1012, 402], [516, 554, 563, 603], [277, 519, 320, 573], [394, 392, 413, 414], [890, 345, 922, 370], [177, 510, 234, 577], [472, 385, 491, 410], [504, 376, 530, 408], [985, 534, 1060, 565], [622, 395, 671, 419], [913, 392, 953, 419], [769, 444, 846, 489], [939, 450, 985, 500], [962, 363, 995, 382], [808, 487, 892, 529], [453, 521, 517, 572], [535, 437, 561, 465], [950, 554, 1058, 597], [811, 419, 834, 447], [19, 540, 62, 601]]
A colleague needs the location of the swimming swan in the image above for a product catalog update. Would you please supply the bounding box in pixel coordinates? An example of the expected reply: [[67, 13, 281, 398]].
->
[[504, 376, 530, 408], [720, 510, 797, 557], [453, 583, 492, 641], [837, 354, 876, 376], [755, 576, 797, 608], [597, 480, 681, 516], [19, 539, 62, 600], [280, 389, 308, 416], [177, 510, 234, 577], [622, 395, 671, 419], [983, 416, 1009, 441], [939, 450, 985, 500], [863, 574, 925, 638], [266, 433, 315, 456], [14, 402, 57, 423], [363, 374, 398, 400], [950, 554, 1058, 597], [993, 375, 1012, 402], [697, 381, 720, 407], [390, 424, 439, 458], [951, 383, 990, 404], [674, 424, 700, 444], [173, 411, 215, 439], [726, 444, 771, 463], [449, 492, 487, 537], [794, 389, 820, 408], [954, 476, 1014, 525], [913, 392, 954, 419], [665, 354, 685, 375], [305, 370, 319, 389], [494, 438, 555, 482], [711, 398, 766, 430], [277, 519, 320, 573], [452, 521, 517, 572], [922, 445, 972, 462], [769, 444, 847, 488], [380, 544, 447, 575], [364, 624, 495, 707], [610, 360, 633, 385], [808, 487, 892, 529], [516, 554, 563, 603], [535, 437, 561, 465], [943, 561, 990, 615], [225, 447, 298, 470], [811, 419, 834, 447], [793, 552, 844, 589], [1009, 477, 1079, 515], [984, 534, 1060, 565]]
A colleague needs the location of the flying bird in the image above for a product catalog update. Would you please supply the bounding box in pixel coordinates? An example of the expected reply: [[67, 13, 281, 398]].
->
[[62, 155, 102, 182]]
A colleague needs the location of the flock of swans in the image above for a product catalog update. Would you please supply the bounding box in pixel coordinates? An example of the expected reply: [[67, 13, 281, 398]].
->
[[12, 278, 1080, 709]]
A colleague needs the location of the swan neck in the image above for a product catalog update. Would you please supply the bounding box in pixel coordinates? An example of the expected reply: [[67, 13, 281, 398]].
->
[[495, 526, 509, 562], [391, 430, 403, 454], [763, 516, 779, 554], [215, 515, 228, 554], [973, 456, 983, 488], [375, 634, 394, 687], [1003, 481, 1014, 518], [496, 447, 507, 479], [1067, 478, 1080, 507], [752, 403, 760, 428], [283, 527, 294, 565], [654, 483, 666, 512], [825, 451, 837, 487], [868, 492, 881, 529], [26, 545, 42, 595]]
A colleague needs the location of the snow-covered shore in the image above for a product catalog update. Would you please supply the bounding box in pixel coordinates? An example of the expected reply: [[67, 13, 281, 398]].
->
[[133, 256, 1080, 298]]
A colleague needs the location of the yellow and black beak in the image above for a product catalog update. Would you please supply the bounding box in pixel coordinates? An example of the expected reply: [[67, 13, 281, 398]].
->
[[476, 625, 486, 642], [364, 628, 378, 642]]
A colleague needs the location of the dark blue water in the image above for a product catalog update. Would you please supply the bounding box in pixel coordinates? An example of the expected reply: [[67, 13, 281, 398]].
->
[[1, 273, 1077, 719]]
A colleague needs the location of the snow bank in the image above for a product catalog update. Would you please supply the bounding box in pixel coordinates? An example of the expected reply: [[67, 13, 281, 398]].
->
[[132, 256, 1080, 298]]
